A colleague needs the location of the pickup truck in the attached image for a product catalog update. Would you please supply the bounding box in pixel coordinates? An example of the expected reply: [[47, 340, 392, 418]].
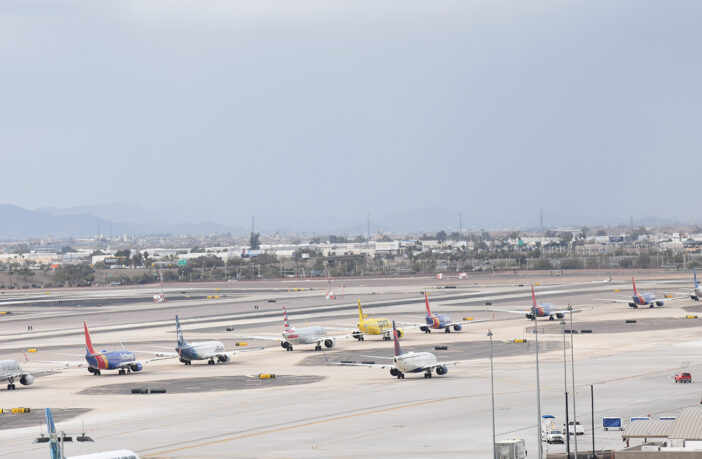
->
[[675, 372, 692, 383], [542, 429, 565, 444], [563, 421, 585, 435]]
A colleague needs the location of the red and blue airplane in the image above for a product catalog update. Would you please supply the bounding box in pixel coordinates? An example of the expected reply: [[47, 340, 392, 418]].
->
[[597, 276, 686, 309], [491, 285, 590, 320], [400, 293, 477, 333]]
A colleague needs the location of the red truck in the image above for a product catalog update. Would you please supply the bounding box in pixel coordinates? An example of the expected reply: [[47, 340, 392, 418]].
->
[[675, 372, 692, 383]]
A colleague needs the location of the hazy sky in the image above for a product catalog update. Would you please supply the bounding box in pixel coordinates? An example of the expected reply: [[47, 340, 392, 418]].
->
[[1, 1, 700, 229]]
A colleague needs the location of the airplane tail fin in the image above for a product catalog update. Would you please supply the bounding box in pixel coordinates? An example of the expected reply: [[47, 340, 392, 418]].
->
[[632, 276, 638, 295], [392, 320, 402, 356], [176, 315, 185, 347], [282, 306, 293, 331], [424, 293, 432, 316], [695, 269, 698, 289], [84, 322, 96, 355], [46, 408, 61, 459], [531, 284, 538, 314], [357, 300, 364, 322]]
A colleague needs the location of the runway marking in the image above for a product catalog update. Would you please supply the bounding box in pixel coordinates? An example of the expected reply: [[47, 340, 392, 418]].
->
[[140, 395, 473, 457]]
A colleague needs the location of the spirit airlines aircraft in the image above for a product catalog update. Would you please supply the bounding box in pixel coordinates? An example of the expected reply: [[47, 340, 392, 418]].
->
[[339, 321, 460, 379], [236, 307, 353, 351], [155, 315, 263, 364], [491, 285, 590, 320], [401, 293, 476, 333], [351, 300, 404, 341], [43, 408, 139, 459], [597, 276, 686, 308]]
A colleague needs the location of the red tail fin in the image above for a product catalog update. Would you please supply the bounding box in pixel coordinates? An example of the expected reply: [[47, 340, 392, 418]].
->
[[531, 285, 538, 308], [425, 293, 432, 316], [632, 276, 638, 295], [282, 306, 292, 331], [84, 322, 96, 354], [392, 320, 402, 356]]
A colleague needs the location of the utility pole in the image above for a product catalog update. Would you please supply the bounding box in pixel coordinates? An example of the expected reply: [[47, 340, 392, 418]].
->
[[535, 319, 543, 459], [366, 212, 370, 248], [569, 305, 578, 457], [488, 330, 496, 459], [561, 319, 571, 457], [591, 385, 596, 458], [540, 209, 544, 232], [459, 213, 463, 234]]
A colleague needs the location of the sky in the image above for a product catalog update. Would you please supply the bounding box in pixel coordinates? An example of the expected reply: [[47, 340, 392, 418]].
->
[[1, 1, 701, 231]]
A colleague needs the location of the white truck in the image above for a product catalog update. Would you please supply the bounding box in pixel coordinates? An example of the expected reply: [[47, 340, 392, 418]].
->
[[541, 415, 565, 444], [562, 420, 585, 435], [495, 438, 527, 459]]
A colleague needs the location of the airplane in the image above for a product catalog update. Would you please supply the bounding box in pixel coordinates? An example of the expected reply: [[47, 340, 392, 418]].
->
[[691, 270, 702, 301], [153, 315, 264, 364], [490, 285, 591, 320], [335, 320, 460, 379], [596, 276, 687, 308], [0, 358, 54, 390], [400, 293, 477, 333], [350, 299, 404, 341], [39, 407, 139, 459], [233, 306, 353, 351]]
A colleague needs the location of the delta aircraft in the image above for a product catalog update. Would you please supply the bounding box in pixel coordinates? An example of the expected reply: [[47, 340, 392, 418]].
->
[[154, 315, 263, 364], [235, 306, 353, 351], [400, 293, 477, 333], [596, 276, 686, 308], [337, 320, 461, 379], [491, 285, 590, 320]]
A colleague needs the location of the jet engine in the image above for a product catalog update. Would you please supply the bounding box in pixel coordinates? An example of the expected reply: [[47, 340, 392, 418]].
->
[[390, 368, 399, 377], [395, 329, 404, 338], [691, 294, 699, 301], [419, 326, 430, 333], [130, 363, 143, 372], [324, 338, 335, 349], [435, 365, 448, 376], [656, 301, 665, 307], [556, 313, 565, 319], [20, 375, 34, 386], [526, 312, 534, 320], [217, 355, 231, 363], [452, 324, 463, 332], [628, 302, 637, 308]]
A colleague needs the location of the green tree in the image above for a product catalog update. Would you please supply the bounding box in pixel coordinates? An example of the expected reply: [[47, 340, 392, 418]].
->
[[435, 231, 447, 242]]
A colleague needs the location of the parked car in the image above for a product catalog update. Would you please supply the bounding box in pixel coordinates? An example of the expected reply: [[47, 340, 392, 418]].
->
[[542, 429, 565, 444], [675, 372, 692, 383]]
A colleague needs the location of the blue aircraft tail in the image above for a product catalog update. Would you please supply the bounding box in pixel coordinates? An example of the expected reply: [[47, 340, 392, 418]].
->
[[45, 408, 61, 459], [175, 315, 186, 348]]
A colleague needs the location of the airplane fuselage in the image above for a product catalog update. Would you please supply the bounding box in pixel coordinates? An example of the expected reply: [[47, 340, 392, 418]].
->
[[177, 341, 225, 361], [629, 292, 663, 308], [394, 351, 437, 373], [85, 350, 136, 371], [357, 318, 393, 335], [282, 326, 328, 345]]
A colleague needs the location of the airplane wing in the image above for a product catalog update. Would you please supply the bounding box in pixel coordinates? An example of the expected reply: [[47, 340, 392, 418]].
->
[[221, 347, 266, 359], [0, 367, 57, 383], [231, 334, 284, 342], [24, 353, 87, 369], [551, 307, 593, 315], [487, 309, 528, 314], [594, 298, 632, 303]]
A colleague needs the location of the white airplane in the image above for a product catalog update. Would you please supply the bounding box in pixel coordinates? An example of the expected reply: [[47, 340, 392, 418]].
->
[[671, 269, 702, 301], [235, 306, 354, 351], [489, 285, 591, 320], [0, 358, 54, 390], [39, 408, 139, 459], [336, 320, 462, 379], [152, 315, 264, 365], [596, 276, 687, 309]]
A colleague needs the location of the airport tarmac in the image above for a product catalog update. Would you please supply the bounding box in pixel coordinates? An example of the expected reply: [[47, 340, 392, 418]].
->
[[0, 270, 700, 458]]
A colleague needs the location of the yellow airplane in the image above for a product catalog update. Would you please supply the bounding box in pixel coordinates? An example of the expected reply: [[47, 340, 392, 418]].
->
[[353, 300, 404, 341]]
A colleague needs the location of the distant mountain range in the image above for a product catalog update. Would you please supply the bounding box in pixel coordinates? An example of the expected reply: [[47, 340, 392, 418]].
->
[[0, 202, 692, 240]]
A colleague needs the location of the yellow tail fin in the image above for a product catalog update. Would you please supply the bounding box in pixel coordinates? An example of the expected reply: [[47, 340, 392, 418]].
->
[[357, 299, 364, 322]]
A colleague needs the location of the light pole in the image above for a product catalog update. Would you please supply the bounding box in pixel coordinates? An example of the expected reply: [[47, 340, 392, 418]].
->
[[561, 319, 571, 457], [488, 329, 496, 459], [568, 304, 578, 457], [534, 318, 543, 459]]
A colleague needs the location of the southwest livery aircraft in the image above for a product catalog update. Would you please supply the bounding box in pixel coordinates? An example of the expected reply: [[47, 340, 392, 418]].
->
[[236, 306, 353, 351], [155, 315, 263, 364], [42, 407, 139, 459], [338, 320, 461, 379], [401, 293, 477, 333], [491, 285, 590, 320], [351, 300, 404, 341], [597, 276, 686, 308]]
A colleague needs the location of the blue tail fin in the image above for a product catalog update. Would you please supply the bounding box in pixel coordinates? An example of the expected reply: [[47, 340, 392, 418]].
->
[[695, 269, 698, 289], [176, 315, 185, 347], [392, 321, 402, 356], [45, 408, 61, 459]]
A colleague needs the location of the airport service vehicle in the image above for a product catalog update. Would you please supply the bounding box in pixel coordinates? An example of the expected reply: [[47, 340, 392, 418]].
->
[[399, 293, 477, 333], [350, 300, 404, 341], [235, 306, 353, 351], [153, 315, 264, 365], [0, 358, 53, 390], [602, 417, 623, 431], [338, 320, 460, 379], [675, 372, 692, 383], [495, 439, 527, 459], [562, 420, 584, 435], [490, 285, 590, 320], [541, 415, 565, 444], [41, 408, 140, 459], [596, 276, 686, 308]]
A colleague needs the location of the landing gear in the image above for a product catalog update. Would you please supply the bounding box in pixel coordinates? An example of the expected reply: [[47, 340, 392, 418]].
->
[[549, 315, 555, 321], [119, 369, 125, 375], [650, 304, 655, 309], [7, 383, 15, 390], [397, 372, 405, 379], [183, 360, 192, 366], [93, 370, 101, 376], [444, 328, 451, 333], [424, 370, 433, 378], [314, 344, 322, 351], [208, 359, 215, 365]]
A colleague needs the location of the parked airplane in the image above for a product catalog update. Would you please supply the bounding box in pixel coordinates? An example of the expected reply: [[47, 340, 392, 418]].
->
[[490, 285, 590, 320], [351, 300, 404, 341], [154, 315, 263, 364], [596, 276, 686, 308], [686, 270, 702, 301], [337, 321, 460, 379], [400, 293, 476, 333], [41, 407, 139, 459], [0, 358, 53, 390], [235, 307, 353, 351]]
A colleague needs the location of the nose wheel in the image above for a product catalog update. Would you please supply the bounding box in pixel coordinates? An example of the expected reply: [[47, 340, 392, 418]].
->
[[7, 383, 15, 390]]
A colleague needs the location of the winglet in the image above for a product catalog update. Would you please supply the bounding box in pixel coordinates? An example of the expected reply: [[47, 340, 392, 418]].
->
[[632, 276, 638, 295], [357, 300, 364, 322], [84, 322, 96, 355], [392, 320, 402, 357], [425, 293, 432, 316], [46, 408, 61, 459], [23, 352, 29, 363]]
